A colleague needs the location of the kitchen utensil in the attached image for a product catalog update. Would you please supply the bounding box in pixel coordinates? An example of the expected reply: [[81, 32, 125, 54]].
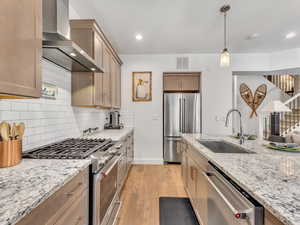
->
[[17, 123, 25, 140], [11, 123, 17, 140], [0, 122, 11, 141]]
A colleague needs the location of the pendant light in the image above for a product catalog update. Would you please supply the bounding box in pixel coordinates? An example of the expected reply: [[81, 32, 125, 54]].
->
[[220, 5, 231, 67]]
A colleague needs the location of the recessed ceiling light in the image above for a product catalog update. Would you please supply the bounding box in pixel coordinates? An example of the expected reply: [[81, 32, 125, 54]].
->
[[70, 52, 77, 57], [135, 34, 143, 41], [286, 32, 296, 39]]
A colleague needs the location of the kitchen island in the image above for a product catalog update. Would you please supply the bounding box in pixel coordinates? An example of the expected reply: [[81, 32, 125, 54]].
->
[[182, 134, 300, 225]]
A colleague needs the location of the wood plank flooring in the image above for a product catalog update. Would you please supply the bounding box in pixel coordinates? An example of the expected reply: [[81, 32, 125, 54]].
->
[[116, 165, 187, 225]]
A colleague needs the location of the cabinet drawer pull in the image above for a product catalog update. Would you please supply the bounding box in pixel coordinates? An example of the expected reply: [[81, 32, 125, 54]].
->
[[65, 182, 83, 198]]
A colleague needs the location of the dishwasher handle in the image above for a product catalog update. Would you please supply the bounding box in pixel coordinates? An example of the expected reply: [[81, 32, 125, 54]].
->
[[203, 172, 248, 220]]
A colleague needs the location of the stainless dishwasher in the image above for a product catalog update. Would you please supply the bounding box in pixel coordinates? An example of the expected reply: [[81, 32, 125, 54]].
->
[[204, 163, 264, 225]]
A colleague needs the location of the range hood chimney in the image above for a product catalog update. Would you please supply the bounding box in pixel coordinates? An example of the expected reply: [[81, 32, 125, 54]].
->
[[42, 0, 103, 72]]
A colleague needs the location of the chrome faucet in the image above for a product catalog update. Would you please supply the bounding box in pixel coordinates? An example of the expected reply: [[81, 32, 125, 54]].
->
[[225, 109, 245, 145]]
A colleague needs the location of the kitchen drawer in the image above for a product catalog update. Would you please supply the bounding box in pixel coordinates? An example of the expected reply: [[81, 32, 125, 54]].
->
[[16, 168, 89, 225], [53, 191, 89, 225], [185, 142, 208, 170]]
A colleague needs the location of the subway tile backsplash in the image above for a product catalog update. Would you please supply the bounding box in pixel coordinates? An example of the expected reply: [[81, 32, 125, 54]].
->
[[0, 61, 107, 151]]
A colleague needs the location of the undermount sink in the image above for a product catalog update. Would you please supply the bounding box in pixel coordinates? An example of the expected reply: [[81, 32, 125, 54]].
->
[[198, 140, 255, 154]]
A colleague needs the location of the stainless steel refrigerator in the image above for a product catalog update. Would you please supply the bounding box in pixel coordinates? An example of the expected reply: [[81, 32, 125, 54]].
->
[[163, 93, 201, 163]]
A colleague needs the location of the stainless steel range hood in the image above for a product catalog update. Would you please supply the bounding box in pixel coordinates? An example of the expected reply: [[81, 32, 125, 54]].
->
[[42, 0, 103, 72]]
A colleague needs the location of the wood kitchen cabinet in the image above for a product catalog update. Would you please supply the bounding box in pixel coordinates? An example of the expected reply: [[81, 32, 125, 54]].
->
[[163, 75, 180, 91], [195, 164, 208, 225], [265, 210, 284, 225], [187, 156, 197, 203], [0, 0, 42, 98], [181, 145, 188, 188], [163, 73, 200, 92], [102, 46, 112, 108], [70, 20, 122, 108], [16, 169, 89, 225], [111, 57, 122, 108], [182, 141, 208, 225]]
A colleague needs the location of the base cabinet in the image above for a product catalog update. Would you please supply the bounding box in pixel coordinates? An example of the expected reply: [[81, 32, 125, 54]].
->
[[265, 210, 284, 225], [195, 164, 207, 225], [181, 149, 188, 188], [182, 141, 285, 225], [118, 131, 134, 191], [16, 169, 89, 225]]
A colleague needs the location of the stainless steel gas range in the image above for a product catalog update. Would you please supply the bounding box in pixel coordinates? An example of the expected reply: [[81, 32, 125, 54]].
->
[[23, 138, 123, 225]]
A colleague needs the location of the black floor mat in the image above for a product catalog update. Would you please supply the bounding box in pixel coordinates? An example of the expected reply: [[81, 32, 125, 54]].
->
[[159, 197, 200, 225]]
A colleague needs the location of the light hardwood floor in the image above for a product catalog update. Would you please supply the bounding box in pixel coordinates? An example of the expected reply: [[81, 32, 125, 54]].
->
[[116, 165, 187, 225]]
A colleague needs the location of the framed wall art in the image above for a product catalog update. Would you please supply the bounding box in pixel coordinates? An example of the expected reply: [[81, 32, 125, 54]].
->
[[132, 72, 152, 102]]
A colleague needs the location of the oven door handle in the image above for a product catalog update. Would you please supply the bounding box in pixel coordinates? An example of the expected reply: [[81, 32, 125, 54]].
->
[[101, 156, 121, 177], [203, 172, 248, 220]]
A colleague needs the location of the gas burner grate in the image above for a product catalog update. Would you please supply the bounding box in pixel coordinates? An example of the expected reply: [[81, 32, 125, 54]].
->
[[23, 138, 113, 159]]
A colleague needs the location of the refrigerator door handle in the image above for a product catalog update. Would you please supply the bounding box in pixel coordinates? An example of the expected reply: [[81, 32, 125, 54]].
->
[[179, 98, 182, 132], [183, 98, 186, 133], [165, 137, 182, 141]]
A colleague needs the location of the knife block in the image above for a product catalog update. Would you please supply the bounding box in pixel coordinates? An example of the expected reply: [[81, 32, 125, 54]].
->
[[0, 140, 22, 168]]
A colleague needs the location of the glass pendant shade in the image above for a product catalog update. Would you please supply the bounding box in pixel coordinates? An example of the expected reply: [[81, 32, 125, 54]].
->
[[220, 48, 230, 67]]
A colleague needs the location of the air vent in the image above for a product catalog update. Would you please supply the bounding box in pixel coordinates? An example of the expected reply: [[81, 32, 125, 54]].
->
[[176, 57, 190, 70]]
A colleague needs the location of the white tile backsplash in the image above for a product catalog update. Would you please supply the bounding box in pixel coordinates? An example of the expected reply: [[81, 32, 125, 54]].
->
[[120, 110, 135, 128], [0, 60, 107, 151]]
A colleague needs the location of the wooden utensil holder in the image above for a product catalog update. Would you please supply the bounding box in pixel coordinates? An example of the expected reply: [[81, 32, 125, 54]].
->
[[0, 140, 22, 168]]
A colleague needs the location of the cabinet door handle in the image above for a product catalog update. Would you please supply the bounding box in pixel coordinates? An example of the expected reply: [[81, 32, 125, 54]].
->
[[115, 144, 122, 149]]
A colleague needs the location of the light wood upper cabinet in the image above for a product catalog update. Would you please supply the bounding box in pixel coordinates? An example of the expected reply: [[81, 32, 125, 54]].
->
[[94, 34, 104, 69], [71, 72, 95, 107], [0, 0, 42, 98], [111, 56, 117, 108], [164, 73, 200, 92], [94, 73, 104, 106], [163, 75, 180, 91], [102, 46, 112, 108], [181, 75, 200, 91], [111, 56, 122, 109], [115, 63, 122, 108], [70, 20, 122, 108]]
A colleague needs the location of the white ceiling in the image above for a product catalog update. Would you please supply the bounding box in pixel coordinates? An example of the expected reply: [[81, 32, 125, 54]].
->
[[71, 0, 300, 54]]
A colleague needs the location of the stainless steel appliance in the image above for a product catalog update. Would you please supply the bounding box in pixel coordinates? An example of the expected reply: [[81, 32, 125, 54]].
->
[[163, 93, 201, 163], [42, 0, 103, 72], [105, 111, 124, 130], [23, 138, 122, 225], [205, 163, 263, 225], [93, 154, 121, 225]]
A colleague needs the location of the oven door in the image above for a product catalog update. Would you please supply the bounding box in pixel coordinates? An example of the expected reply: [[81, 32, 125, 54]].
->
[[94, 156, 120, 225], [204, 171, 259, 225]]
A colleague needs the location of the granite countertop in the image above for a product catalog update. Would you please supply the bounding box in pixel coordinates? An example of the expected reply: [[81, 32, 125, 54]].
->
[[182, 134, 300, 225], [0, 159, 91, 225], [84, 127, 134, 141]]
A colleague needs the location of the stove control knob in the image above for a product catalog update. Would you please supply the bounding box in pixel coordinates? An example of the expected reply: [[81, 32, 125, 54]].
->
[[115, 144, 122, 149]]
